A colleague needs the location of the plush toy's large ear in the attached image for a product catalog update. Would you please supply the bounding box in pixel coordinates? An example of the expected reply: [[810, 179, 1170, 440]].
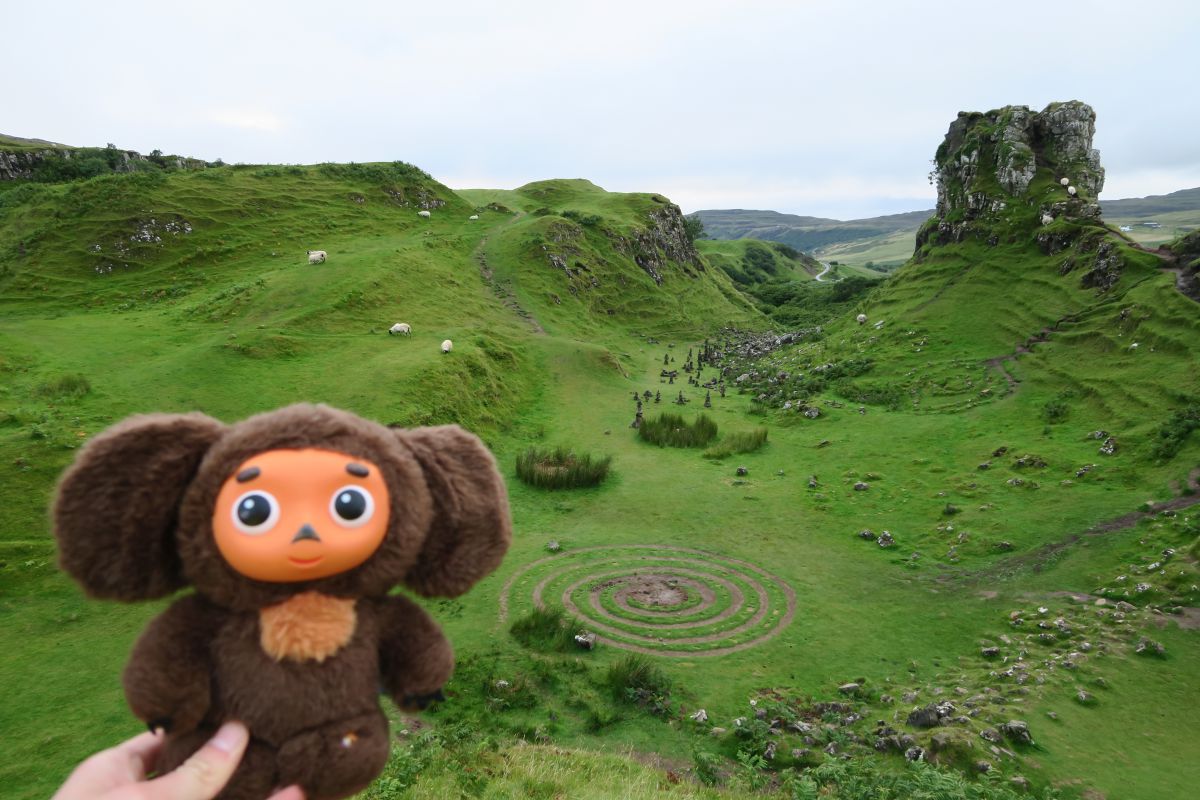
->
[[53, 413, 226, 600], [396, 425, 512, 597]]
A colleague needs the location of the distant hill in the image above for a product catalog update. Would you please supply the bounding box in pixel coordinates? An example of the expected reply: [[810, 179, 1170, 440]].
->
[[1100, 186, 1200, 217], [696, 186, 1200, 268], [694, 208, 931, 260]]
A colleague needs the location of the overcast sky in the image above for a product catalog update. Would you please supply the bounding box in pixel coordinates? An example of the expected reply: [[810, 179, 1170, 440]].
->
[[8, 0, 1198, 219]]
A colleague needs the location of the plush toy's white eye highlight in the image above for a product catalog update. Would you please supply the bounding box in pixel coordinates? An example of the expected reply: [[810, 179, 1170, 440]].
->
[[330, 486, 375, 528], [232, 490, 280, 535]]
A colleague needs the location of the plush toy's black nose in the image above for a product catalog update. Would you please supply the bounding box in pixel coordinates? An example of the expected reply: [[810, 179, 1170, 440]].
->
[[292, 524, 321, 543]]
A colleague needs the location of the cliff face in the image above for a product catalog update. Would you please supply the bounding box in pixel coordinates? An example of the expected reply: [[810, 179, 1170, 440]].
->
[[919, 101, 1130, 292], [933, 100, 1103, 226]]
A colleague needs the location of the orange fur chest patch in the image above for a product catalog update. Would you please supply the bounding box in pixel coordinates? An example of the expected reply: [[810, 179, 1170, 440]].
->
[[259, 592, 357, 662]]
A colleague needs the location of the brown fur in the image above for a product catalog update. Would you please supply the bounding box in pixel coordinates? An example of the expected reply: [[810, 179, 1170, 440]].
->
[[259, 593, 357, 663], [53, 404, 512, 800]]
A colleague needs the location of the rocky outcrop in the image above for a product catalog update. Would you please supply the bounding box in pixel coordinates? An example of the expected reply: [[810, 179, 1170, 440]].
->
[[932, 101, 1103, 226], [610, 202, 705, 285], [0, 145, 206, 181], [919, 101, 1132, 292]]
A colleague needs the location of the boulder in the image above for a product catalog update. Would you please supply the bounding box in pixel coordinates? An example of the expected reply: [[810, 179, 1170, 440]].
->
[[1000, 720, 1032, 744], [574, 632, 597, 650]]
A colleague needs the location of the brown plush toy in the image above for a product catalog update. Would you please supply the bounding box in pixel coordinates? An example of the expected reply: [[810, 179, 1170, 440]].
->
[[53, 404, 512, 800]]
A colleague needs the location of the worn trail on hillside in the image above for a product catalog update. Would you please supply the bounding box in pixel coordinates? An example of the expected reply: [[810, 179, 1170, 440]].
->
[[473, 211, 545, 334], [941, 468, 1200, 585]]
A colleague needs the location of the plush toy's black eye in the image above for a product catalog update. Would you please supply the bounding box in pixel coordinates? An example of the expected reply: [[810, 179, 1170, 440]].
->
[[232, 491, 279, 534], [330, 486, 374, 528]]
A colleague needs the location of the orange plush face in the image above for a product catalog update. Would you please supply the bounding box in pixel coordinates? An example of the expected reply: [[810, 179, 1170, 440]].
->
[[212, 448, 391, 583]]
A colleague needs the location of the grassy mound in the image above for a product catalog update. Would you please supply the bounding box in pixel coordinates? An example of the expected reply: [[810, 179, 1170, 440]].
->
[[638, 412, 718, 447], [515, 445, 611, 489], [509, 606, 581, 652]]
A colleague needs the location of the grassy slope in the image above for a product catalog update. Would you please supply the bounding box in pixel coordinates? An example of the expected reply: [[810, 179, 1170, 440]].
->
[[695, 238, 820, 284], [0, 166, 1197, 800]]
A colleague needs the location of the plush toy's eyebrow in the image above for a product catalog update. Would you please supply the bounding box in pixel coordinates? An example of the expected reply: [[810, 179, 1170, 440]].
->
[[346, 463, 370, 478], [236, 467, 261, 483]]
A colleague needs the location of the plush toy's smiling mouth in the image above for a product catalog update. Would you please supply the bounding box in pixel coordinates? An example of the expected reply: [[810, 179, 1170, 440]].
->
[[288, 555, 323, 567]]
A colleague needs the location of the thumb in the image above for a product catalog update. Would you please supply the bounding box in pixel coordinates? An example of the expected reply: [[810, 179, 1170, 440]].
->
[[141, 722, 249, 800]]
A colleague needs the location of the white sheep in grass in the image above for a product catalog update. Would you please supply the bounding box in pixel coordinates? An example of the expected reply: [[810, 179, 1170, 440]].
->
[[306, 249, 327, 264], [388, 323, 411, 336], [468, 214, 480, 220], [1067, 186, 1077, 196], [1060, 177, 1070, 186], [856, 313, 868, 324], [418, 210, 431, 219], [441, 339, 453, 354]]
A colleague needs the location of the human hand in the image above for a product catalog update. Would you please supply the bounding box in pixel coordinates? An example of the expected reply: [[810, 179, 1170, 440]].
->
[[53, 722, 303, 800]]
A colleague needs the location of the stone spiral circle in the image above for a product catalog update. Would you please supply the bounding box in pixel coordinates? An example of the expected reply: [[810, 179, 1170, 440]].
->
[[499, 544, 796, 657]]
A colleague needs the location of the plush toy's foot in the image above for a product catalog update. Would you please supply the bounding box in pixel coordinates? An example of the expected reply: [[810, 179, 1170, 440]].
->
[[159, 726, 278, 800], [277, 710, 390, 800]]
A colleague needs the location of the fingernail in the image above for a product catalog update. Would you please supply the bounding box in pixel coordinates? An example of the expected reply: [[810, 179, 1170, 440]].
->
[[210, 721, 248, 754]]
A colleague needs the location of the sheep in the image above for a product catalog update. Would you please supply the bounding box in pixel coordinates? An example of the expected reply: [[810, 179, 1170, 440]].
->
[[1067, 186, 1077, 196], [441, 339, 453, 354], [855, 313, 868, 325], [468, 214, 480, 220], [306, 249, 327, 264], [1060, 177, 1070, 186], [418, 210, 432, 219], [388, 323, 411, 336]]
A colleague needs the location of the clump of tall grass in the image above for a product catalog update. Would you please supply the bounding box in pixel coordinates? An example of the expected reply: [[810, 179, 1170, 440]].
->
[[515, 446, 611, 489], [606, 654, 672, 714], [34, 373, 91, 400], [638, 413, 718, 448], [703, 428, 768, 459], [509, 606, 581, 652]]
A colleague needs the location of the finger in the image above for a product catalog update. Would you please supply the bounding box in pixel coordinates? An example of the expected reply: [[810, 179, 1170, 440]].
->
[[268, 786, 305, 800], [113, 730, 165, 780], [139, 722, 249, 800]]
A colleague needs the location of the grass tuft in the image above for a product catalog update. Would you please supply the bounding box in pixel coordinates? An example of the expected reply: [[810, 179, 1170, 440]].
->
[[34, 373, 91, 400], [509, 606, 581, 652], [515, 446, 611, 489], [703, 427, 767, 459], [638, 413, 717, 448]]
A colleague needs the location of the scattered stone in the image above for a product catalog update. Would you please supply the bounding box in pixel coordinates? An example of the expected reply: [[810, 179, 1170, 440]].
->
[[545, 540, 562, 553], [1100, 436, 1118, 455], [574, 632, 597, 650], [1087, 430, 1108, 440], [858, 528, 875, 540], [877, 531, 895, 548], [1000, 720, 1032, 744], [736, 466, 748, 476], [1134, 638, 1166, 657], [690, 709, 708, 723], [879, 694, 894, 705], [992, 446, 1009, 457], [791, 748, 810, 759], [904, 746, 925, 762], [838, 682, 861, 695], [996, 541, 1014, 552], [817, 439, 831, 448], [980, 727, 1002, 743], [1075, 689, 1095, 705], [981, 646, 1000, 658], [975, 760, 993, 774], [977, 462, 991, 470], [906, 704, 944, 728], [853, 481, 870, 491], [710, 727, 726, 737]]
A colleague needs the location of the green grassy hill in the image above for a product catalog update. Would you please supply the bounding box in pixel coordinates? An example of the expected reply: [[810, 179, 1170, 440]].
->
[[1, 144, 1198, 800]]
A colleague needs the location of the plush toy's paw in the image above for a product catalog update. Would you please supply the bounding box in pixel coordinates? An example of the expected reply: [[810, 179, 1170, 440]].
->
[[399, 688, 445, 711]]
